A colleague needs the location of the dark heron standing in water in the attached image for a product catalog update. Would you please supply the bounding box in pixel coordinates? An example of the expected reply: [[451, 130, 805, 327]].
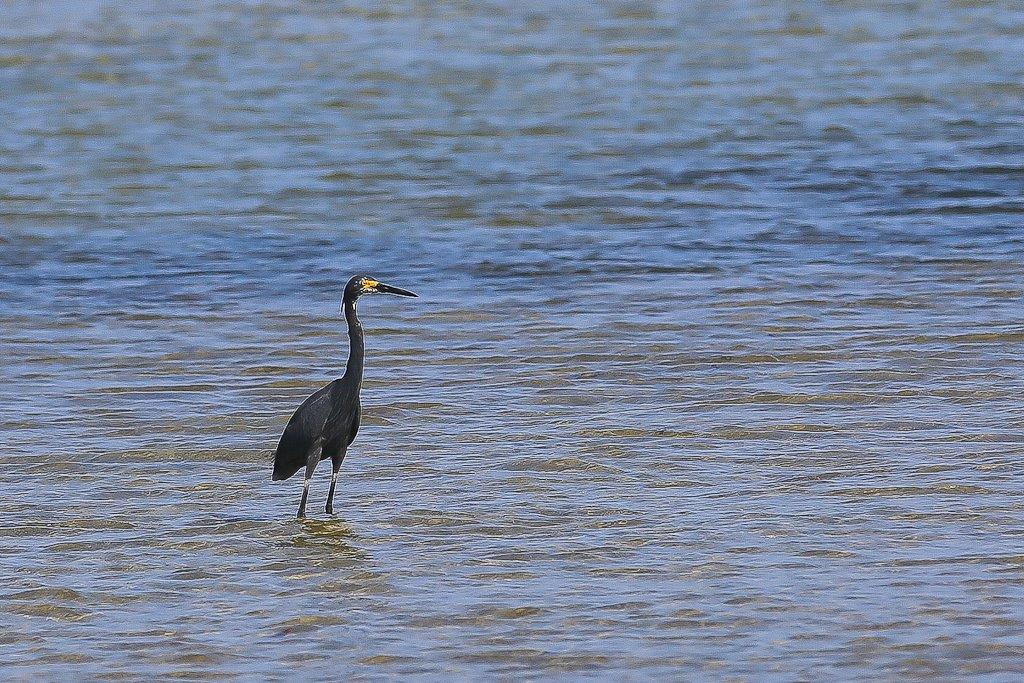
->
[[272, 275, 418, 518]]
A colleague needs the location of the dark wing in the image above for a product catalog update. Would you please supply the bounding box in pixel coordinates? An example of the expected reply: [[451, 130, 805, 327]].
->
[[348, 403, 360, 446], [272, 381, 336, 481], [322, 397, 361, 458]]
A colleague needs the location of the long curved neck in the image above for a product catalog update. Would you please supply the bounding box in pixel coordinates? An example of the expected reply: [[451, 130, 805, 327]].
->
[[343, 299, 364, 387]]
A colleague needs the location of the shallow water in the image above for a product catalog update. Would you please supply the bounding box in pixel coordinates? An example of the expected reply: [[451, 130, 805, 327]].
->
[[2, 0, 1024, 679]]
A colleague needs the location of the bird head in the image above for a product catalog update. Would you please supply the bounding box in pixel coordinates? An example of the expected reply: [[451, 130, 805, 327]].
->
[[344, 275, 418, 302]]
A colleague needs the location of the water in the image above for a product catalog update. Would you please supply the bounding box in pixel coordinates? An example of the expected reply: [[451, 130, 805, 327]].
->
[[2, 0, 1024, 678]]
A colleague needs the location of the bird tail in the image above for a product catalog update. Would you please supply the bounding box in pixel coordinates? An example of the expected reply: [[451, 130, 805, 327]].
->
[[272, 430, 309, 481]]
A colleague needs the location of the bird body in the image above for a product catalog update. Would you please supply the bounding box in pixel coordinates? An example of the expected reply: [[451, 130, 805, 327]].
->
[[271, 378, 356, 482], [272, 275, 417, 517]]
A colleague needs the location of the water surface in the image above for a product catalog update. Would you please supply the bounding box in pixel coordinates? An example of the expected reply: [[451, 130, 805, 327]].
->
[[2, 0, 1024, 679]]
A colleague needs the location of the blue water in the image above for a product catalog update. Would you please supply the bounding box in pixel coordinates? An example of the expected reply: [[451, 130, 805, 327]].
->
[[2, 1, 1024, 679]]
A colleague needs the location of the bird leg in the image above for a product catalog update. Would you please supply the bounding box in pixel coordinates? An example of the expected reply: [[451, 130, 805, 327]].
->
[[297, 480, 310, 519], [297, 454, 319, 519], [325, 451, 345, 515], [325, 472, 338, 515]]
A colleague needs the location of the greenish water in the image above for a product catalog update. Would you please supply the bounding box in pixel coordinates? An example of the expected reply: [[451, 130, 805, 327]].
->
[[2, 1, 1024, 679]]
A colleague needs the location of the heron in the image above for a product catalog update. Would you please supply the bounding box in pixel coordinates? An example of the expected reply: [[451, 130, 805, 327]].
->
[[272, 275, 418, 518]]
